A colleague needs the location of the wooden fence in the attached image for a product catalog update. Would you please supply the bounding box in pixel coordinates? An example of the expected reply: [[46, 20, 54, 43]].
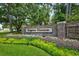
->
[[66, 23, 79, 39], [57, 21, 79, 39]]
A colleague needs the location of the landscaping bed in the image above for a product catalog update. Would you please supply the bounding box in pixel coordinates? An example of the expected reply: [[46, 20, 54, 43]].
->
[[0, 37, 79, 56]]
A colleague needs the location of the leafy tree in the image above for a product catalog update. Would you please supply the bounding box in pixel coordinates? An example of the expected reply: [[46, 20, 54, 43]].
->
[[6, 3, 51, 32], [53, 3, 66, 23], [0, 4, 9, 23], [68, 4, 79, 22], [25, 3, 51, 25], [0, 3, 53, 32]]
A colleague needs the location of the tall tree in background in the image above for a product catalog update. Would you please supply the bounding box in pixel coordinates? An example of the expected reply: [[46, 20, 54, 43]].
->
[[0, 3, 51, 32], [53, 3, 66, 23], [0, 4, 9, 23], [68, 4, 79, 22], [26, 3, 51, 25]]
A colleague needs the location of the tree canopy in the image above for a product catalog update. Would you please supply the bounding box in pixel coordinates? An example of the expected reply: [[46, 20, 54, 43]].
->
[[0, 3, 51, 32], [0, 3, 79, 32]]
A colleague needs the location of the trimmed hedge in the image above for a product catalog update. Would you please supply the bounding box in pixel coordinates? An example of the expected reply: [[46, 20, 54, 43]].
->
[[30, 39, 79, 56], [0, 38, 79, 56]]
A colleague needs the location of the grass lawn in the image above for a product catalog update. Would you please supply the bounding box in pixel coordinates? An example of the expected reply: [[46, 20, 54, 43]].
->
[[0, 43, 50, 56], [0, 38, 79, 56]]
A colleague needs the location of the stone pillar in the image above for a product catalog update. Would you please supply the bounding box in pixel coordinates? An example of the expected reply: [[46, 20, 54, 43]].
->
[[57, 21, 66, 39]]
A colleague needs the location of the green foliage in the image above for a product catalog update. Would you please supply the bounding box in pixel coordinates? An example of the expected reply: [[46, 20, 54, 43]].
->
[[0, 4, 8, 23], [0, 38, 79, 56], [53, 3, 66, 23], [0, 3, 51, 32], [30, 39, 76, 56], [1, 3, 79, 30], [68, 4, 79, 22], [0, 38, 7, 43], [13, 38, 28, 44], [5, 38, 15, 43], [0, 44, 49, 56]]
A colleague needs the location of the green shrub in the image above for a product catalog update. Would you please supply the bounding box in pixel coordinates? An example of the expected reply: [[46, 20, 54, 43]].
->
[[5, 38, 15, 43], [0, 38, 7, 43], [30, 39, 79, 56], [0, 38, 79, 56], [13, 38, 28, 44], [0, 38, 7, 41]]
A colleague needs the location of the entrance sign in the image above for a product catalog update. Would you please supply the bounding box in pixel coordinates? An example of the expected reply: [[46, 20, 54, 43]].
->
[[22, 25, 57, 36], [26, 28, 52, 32]]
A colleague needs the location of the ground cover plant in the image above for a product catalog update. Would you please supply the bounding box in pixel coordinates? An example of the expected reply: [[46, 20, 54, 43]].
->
[[0, 37, 79, 56]]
